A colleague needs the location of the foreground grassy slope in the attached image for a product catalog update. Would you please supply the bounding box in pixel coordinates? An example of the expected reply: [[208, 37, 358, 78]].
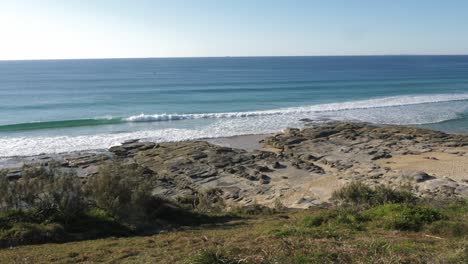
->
[[0, 203, 466, 264], [0, 163, 466, 263]]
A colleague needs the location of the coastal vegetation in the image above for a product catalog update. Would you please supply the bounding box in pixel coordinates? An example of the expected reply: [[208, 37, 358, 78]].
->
[[0, 163, 236, 248], [0, 164, 466, 263]]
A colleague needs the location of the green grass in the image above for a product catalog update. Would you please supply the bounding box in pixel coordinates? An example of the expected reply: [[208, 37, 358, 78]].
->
[[0, 208, 133, 247], [0, 222, 67, 248], [0, 207, 466, 263], [362, 203, 443, 231], [270, 201, 467, 240], [331, 182, 415, 208], [0, 177, 466, 263]]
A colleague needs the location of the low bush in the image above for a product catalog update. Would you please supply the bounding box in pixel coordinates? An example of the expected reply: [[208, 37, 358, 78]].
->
[[86, 163, 207, 228], [363, 204, 443, 231], [0, 222, 67, 248], [276, 197, 452, 239], [0, 209, 46, 230], [0, 207, 132, 247], [331, 182, 415, 209], [177, 188, 226, 213], [0, 162, 246, 247], [271, 208, 365, 239], [86, 163, 153, 223], [0, 166, 86, 221], [302, 208, 367, 232], [302, 214, 327, 227], [65, 208, 132, 237], [86, 163, 235, 229]]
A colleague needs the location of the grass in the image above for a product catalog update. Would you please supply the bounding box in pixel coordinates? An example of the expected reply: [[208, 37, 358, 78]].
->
[[190, 249, 243, 264], [0, 178, 465, 263], [0, 223, 67, 247], [331, 182, 415, 209], [0, 207, 243, 248], [0, 208, 132, 247], [363, 203, 442, 231], [0, 163, 243, 248], [0, 203, 466, 264]]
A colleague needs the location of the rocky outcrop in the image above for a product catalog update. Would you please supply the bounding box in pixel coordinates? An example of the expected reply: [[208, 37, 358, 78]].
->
[[2, 122, 467, 208], [109, 140, 157, 157]]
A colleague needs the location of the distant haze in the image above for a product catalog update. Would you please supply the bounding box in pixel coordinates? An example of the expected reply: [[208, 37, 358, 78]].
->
[[1, 0, 468, 60]]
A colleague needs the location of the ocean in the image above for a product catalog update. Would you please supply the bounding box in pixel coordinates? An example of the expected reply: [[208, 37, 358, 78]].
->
[[1, 56, 468, 157]]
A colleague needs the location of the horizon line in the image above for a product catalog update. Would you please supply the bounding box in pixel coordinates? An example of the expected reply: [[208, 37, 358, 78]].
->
[[2, 54, 468, 62]]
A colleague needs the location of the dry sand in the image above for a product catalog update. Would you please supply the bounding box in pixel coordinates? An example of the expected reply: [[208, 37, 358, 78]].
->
[[378, 148, 468, 182]]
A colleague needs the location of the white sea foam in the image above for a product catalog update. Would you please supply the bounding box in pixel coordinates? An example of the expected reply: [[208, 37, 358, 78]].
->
[[0, 124, 282, 157], [124, 93, 468, 122], [1, 93, 468, 157]]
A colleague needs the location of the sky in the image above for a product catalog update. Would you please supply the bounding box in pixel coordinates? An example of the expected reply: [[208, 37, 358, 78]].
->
[[0, 0, 468, 60]]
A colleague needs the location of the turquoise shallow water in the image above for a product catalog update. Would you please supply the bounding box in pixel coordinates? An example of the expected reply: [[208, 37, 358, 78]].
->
[[1, 56, 468, 156]]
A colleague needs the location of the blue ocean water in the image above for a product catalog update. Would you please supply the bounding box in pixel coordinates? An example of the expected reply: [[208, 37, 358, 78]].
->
[[1, 56, 468, 157]]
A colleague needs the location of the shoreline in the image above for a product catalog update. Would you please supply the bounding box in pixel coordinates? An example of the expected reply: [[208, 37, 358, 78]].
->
[[2, 120, 466, 157], [0, 121, 467, 208], [1, 121, 467, 170], [0, 133, 273, 170]]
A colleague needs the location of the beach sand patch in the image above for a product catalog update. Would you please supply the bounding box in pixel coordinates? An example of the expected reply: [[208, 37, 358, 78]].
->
[[378, 149, 468, 181]]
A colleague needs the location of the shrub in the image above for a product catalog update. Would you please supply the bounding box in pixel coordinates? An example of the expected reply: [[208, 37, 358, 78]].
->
[[87, 163, 136, 210], [331, 182, 415, 209], [194, 188, 225, 213], [0, 162, 236, 247], [0, 209, 46, 230], [86, 163, 152, 222], [372, 185, 415, 204], [0, 208, 131, 247], [273, 197, 285, 212], [303, 208, 367, 231], [0, 169, 49, 210], [363, 204, 443, 231], [0, 166, 87, 223], [42, 173, 88, 225], [86, 162, 180, 226], [21, 165, 52, 179], [303, 214, 326, 227], [65, 208, 132, 237], [334, 210, 367, 229], [0, 223, 67, 247]]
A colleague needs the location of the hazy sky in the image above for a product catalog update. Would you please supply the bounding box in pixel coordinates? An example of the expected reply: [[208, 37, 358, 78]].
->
[[1, 0, 468, 60]]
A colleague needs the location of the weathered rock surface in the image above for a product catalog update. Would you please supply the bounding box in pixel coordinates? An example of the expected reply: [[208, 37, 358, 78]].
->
[[1, 122, 467, 208]]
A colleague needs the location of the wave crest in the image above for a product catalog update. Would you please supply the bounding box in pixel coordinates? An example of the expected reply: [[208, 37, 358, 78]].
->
[[124, 93, 468, 122]]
